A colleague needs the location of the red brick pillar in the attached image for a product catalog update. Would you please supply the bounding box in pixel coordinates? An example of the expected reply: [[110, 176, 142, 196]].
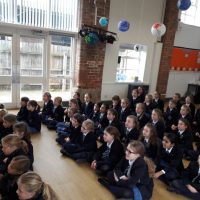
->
[[156, 0, 179, 95], [74, 0, 110, 101]]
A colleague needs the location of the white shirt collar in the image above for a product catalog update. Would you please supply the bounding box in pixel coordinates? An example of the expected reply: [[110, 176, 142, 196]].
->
[[107, 139, 114, 148], [144, 138, 149, 143], [179, 130, 184, 135], [129, 160, 135, 166], [166, 147, 173, 153], [127, 128, 132, 132]]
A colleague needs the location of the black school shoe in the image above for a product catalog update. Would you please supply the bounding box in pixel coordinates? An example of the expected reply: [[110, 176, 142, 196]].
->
[[98, 177, 110, 186], [60, 148, 71, 157]]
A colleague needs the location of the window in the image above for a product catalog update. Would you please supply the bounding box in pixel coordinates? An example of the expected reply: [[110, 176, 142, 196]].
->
[[0, 0, 79, 32], [180, 0, 200, 27], [116, 44, 147, 83]]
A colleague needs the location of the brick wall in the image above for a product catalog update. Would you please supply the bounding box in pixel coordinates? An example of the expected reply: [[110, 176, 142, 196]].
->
[[74, 0, 110, 101], [156, 0, 179, 96]]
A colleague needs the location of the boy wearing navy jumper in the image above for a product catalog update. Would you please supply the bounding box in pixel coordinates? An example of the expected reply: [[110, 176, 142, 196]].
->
[[17, 97, 29, 122]]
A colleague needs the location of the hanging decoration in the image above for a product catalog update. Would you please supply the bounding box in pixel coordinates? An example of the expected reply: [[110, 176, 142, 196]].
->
[[177, 0, 191, 11], [118, 20, 130, 32], [99, 17, 109, 27], [79, 24, 117, 45], [151, 22, 166, 37]]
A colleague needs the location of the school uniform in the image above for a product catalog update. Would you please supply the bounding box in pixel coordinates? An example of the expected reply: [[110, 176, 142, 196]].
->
[[108, 119, 121, 132], [133, 112, 149, 129], [119, 107, 131, 123], [140, 138, 161, 162], [41, 100, 54, 124], [144, 102, 154, 116], [171, 161, 200, 200], [0, 174, 19, 200], [61, 132, 97, 162], [164, 107, 179, 132], [100, 157, 153, 199], [151, 120, 165, 140], [121, 128, 140, 146], [47, 105, 64, 130], [0, 126, 13, 140], [156, 145, 184, 184], [90, 111, 100, 127], [93, 139, 124, 175], [22, 138, 34, 168], [111, 103, 121, 117], [17, 106, 29, 122], [137, 93, 145, 103], [152, 98, 164, 113], [185, 103, 196, 119], [178, 114, 193, 126], [82, 102, 94, 118], [0, 148, 27, 174], [176, 100, 182, 113], [56, 125, 81, 145], [130, 97, 139, 112], [26, 110, 41, 133]]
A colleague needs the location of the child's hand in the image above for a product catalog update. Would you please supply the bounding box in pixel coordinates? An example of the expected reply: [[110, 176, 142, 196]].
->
[[91, 160, 97, 169], [119, 175, 128, 180], [171, 125, 177, 130], [153, 171, 163, 179], [186, 184, 198, 193], [65, 137, 70, 142]]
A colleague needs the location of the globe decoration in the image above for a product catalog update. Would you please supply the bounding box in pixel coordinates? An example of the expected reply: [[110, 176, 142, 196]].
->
[[118, 20, 130, 32], [84, 32, 99, 45], [177, 0, 191, 11], [99, 17, 108, 27], [151, 23, 166, 37]]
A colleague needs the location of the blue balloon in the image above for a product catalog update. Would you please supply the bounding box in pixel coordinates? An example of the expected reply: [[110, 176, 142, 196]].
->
[[118, 20, 130, 32], [177, 0, 191, 11], [99, 17, 108, 27]]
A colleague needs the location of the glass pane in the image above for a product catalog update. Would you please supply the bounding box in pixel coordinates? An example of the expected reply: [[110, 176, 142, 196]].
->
[[0, 84, 12, 103], [50, 35, 72, 76], [0, 35, 12, 76], [20, 84, 42, 101], [49, 78, 71, 101], [20, 37, 43, 76]]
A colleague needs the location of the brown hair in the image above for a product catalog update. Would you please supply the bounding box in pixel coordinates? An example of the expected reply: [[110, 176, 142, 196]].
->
[[9, 155, 30, 175], [2, 134, 28, 154], [43, 92, 51, 99], [69, 98, 79, 108], [181, 104, 191, 114], [121, 98, 130, 105], [126, 115, 139, 130], [107, 108, 118, 119], [139, 123, 158, 145], [136, 103, 145, 112], [104, 126, 120, 140], [112, 95, 120, 102], [152, 108, 164, 121], [54, 97, 62, 104], [17, 172, 58, 200], [128, 140, 145, 157], [13, 122, 31, 142], [3, 114, 17, 124]]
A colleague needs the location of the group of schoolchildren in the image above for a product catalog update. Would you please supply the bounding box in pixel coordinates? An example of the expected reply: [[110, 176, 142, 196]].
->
[[35, 88, 199, 199], [1, 86, 200, 200], [0, 102, 57, 199]]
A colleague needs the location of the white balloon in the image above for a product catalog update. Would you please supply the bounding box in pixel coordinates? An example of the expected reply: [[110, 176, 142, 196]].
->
[[151, 23, 166, 37]]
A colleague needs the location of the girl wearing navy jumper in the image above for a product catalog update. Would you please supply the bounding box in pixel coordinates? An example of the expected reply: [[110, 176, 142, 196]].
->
[[47, 97, 64, 130], [139, 123, 161, 162], [99, 140, 153, 200], [150, 108, 165, 140], [121, 115, 140, 146], [110, 95, 121, 116], [13, 122, 34, 167], [152, 91, 164, 113], [164, 99, 179, 132], [56, 113, 83, 146], [91, 126, 124, 176], [185, 95, 196, 119], [144, 94, 154, 117], [0, 134, 28, 174], [134, 103, 149, 129], [60, 119, 97, 162], [17, 97, 29, 122], [0, 156, 30, 200], [40, 92, 54, 124], [26, 100, 41, 133], [154, 132, 184, 185], [129, 89, 139, 112], [119, 98, 131, 124]]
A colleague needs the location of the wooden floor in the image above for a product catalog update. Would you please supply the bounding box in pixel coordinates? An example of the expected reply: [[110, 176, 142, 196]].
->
[[10, 111, 189, 200]]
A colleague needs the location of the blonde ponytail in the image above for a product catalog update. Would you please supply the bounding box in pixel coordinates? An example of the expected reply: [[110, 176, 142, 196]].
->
[[18, 172, 58, 200]]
